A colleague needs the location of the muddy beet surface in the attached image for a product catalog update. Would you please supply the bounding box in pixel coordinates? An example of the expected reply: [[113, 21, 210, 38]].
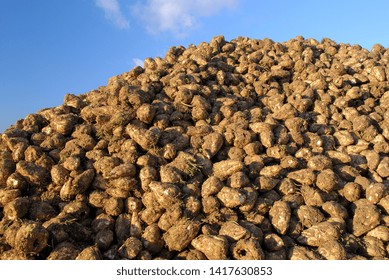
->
[[1, 35, 389, 259]]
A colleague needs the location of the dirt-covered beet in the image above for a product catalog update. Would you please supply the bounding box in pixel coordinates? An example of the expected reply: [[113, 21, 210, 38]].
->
[[1, 35, 389, 259]]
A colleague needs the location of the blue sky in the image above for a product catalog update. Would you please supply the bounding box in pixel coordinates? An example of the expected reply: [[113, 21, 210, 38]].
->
[[1, 0, 389, 132]]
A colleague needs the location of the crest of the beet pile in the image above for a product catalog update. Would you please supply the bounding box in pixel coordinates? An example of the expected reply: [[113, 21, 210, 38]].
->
[[1, 35, 389, 260]]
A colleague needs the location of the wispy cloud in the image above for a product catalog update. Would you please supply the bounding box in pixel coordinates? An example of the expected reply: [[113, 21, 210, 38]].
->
[[95, 0, 129, 29], [132, 0, 237, 36], [133, 58, 144, 67]]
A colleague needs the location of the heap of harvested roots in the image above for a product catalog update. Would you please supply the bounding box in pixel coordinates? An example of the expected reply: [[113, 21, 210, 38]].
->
[[1, 35, 389, 259]]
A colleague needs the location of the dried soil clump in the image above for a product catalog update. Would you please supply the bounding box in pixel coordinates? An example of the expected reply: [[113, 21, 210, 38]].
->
[[2, 35, 389, 259]]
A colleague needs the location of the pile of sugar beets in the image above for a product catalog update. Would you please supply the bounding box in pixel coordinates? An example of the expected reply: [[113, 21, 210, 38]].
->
[[1, 35, 389, 260]]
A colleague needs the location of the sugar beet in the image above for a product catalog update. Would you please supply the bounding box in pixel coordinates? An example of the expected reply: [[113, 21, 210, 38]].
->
[[1, 35, 389, 259]]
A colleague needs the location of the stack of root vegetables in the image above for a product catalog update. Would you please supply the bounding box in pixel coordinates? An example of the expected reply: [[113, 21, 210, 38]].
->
[[1, 35, 389, 260]]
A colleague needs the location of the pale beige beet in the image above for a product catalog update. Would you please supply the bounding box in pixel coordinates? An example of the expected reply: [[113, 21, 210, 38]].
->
[[191, 235, 229, 260], [269, 201, 291, 235]]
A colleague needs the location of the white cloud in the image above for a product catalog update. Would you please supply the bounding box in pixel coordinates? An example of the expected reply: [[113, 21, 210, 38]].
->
[[132, 0, 237, 36], [95, 0, 129, 29], [133, 58, 144, 67]]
